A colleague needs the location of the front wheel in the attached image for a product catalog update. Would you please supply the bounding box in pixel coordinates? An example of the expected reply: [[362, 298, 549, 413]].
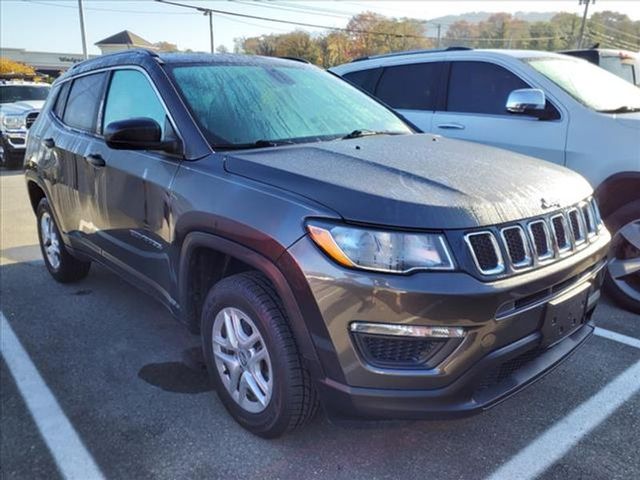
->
[[201, 272, 318, 438], [603, 201, 640, 314], [37, 198, 91, 283]]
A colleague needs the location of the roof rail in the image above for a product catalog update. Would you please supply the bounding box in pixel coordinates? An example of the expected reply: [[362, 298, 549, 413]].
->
[[278, 56, 311, 64], [68, 48, 159, 71], [351, 46, 472, 63]]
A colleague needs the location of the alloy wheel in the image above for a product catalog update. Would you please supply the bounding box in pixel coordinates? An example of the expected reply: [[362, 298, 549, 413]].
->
[[212, 307, 273, 413], [607, 220, 640, 304], [40, 211, 61, 270]]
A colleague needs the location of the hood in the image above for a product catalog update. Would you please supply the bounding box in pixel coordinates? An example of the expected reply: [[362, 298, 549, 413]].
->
[[613, 111, 640, 130], [0, 100, 45, 114], [224, 134, 592, 229]]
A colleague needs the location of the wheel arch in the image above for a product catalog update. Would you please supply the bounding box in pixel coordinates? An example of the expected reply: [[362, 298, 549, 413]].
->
[[177, 231, 324, 378], [26, 179, 46, 214], [593, 171, 640, 221]]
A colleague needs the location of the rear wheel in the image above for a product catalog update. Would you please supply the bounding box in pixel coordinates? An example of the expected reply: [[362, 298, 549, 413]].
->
[[201, 272, 318, 437], [603, 201, 640, 314], [37, 198, 91, 283]]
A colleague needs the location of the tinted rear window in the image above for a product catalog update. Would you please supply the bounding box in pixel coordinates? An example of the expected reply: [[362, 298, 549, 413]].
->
[[54, 82, 71, 119], [63, 73, 107, 132], [342, 68, 381, 94], [447, 61, 529, 115], [376, 63, 442, 110]]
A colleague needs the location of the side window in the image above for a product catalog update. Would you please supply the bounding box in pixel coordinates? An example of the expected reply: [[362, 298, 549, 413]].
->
[[342, 68, 381, 94], [375, 62, 442, 110], [103, 70, 168, 137], [53, 82, 71, 119], [63, 73, 108, 132], [447, 61, 529, 115]]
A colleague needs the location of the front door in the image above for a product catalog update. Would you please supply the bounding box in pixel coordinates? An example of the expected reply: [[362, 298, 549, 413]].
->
[[88, 69, 181, 304], [432, 61, 568, 165]]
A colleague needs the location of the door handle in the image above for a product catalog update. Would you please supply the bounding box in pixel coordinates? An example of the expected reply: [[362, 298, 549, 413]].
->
[[437, 123, 465, 130], [86, 154, 106, 167], [43, 138, 55, 149]]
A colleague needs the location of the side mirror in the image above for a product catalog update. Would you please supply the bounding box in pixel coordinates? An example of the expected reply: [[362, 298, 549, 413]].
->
[[104, 117, 180, 153], [506, 88, 546, 117]]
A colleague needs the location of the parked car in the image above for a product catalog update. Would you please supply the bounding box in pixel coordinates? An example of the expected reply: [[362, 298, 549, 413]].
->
[[25, 50, 610, 437], [331, 48, 640, 313], [0, 80, 50, 168], [559, 48, 639, 86]]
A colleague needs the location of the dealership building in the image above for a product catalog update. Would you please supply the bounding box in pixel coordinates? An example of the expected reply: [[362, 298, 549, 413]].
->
[[1, 31, 155, 77]]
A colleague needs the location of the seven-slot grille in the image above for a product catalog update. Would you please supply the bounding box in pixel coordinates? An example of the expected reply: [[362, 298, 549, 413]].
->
[[466, 197, 603, 276], [25, 112, 39, 129]]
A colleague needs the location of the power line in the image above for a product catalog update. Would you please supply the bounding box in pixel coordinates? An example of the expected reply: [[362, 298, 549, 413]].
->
[[21, 0, 194, 15], [588, 20, 640, 42], [229, 0, 354, 20]]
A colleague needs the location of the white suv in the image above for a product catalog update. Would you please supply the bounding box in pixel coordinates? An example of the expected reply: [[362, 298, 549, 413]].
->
[[331, 48, 640, 313], [0, 81, 51, 169]]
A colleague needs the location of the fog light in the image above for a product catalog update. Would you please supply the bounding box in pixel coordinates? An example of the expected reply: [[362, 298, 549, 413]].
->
[[349, 322, 465, 338]]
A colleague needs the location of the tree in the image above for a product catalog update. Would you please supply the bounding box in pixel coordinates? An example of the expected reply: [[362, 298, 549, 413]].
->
[[0, 57, 36, 78], [443, 20, 479, 47], [588, 11, 639, 50], [550, 12, 580, 49], [153, 41, 180, 52], [216, 45, 229, 54]]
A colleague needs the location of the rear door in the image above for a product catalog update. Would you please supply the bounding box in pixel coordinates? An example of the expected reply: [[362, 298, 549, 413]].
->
[[432, 61, 567, 165], [373, 62, 444, 132], [44, 72, 108, 255], [87, 68, 181, 302]]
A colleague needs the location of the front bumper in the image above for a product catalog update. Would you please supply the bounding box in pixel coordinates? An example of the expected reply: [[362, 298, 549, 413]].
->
[[0, 130, 28, 151], [283, 230, 609, 419]]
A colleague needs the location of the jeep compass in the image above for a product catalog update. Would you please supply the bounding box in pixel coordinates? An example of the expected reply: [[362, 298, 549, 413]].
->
[[24, 50, 610, 437]]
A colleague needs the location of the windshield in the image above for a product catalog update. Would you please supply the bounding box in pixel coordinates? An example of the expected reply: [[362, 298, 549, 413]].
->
[[525, 57, 640, 112], [169, 63, 411, 148], [0, 85, 51, 104]]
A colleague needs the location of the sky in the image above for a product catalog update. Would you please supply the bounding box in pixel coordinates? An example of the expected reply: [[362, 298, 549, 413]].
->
[[1, 0, 639, 55]]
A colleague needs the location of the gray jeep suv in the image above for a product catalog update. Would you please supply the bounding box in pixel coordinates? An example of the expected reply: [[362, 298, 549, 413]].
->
[[24, 50, 610, 437]]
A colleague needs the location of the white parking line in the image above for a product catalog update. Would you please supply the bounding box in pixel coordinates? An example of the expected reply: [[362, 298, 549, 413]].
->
[[595, 327, 640, 350], [486, 328, 640, 480], [0, 312, 105, 480]]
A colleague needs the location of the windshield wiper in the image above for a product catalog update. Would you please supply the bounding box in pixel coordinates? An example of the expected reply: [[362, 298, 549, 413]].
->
[[341, 129, 404, 140], [597, 106, 640, 114], [213, 139, 295, 150]]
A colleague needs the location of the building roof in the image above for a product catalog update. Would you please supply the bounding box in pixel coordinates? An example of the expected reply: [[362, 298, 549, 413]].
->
[[95, 30, 153, 47]]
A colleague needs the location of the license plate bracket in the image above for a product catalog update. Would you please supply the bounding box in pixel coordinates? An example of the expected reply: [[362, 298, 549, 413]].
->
[[541, 283, 590, 347]]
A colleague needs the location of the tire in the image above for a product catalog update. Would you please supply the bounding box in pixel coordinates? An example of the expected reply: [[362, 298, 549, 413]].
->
[[36, 197, 91, 283], [603, 200, 640, 314], [201, 271, 318, 438], [0, 138, 23, 170]]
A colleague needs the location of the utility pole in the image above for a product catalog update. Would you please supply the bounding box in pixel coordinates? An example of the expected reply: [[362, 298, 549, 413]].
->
[[207, 10, 214, 53], [436, 24, 441, 48], [78, 0, 88, 59], [577, 0, 594, 48]]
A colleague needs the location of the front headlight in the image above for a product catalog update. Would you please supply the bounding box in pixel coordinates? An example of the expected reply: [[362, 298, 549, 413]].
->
[[2, 114, 25, 129], [307, 221, 455, 273]]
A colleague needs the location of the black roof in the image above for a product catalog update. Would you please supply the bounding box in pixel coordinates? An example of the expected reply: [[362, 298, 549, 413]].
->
[[351, 46, 472, 62], [57, 49, 311, 82]]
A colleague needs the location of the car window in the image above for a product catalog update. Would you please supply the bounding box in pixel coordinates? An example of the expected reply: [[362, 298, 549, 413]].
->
[[526, 57, 640, 111], [53, 82, 71, 119], [376, 63, 442, 110], [342, 68, 381, 94], [0, 85, 50, 103], [63, 73, 107, 132], [447, 61, 529, 115], [103, 70, 167, 137], [600, 56, 636, 85], [169, 64, 410, 148]]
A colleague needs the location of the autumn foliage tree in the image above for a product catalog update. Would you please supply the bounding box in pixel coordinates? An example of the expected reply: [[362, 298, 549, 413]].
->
[[0, 58, 36, 78]]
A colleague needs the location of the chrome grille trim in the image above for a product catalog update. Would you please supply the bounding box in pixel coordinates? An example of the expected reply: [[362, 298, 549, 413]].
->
[[580, 202, 596, 237], [527, 220, 554, 261], [500, 225, 532, 269], [464, 231, 505, 275], [551, 213, 571, 253], [589, 197, 603, 230], [567, 208, 586, 245]]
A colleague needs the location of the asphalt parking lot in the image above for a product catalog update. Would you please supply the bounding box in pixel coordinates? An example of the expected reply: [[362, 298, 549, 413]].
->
[[1, 168, 639, 480]]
